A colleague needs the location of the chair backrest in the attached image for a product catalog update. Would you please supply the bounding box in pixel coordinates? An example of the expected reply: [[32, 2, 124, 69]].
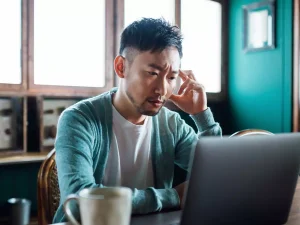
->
[[37, 149, 60, 225], [229, 129, 274, 137]]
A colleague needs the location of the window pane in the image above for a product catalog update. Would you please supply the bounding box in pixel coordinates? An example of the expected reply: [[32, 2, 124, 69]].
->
[[34, 0, 105, 87], [0, 1, 21, 84], [181, 0, 222, 93], [124, 0, 175, 27]]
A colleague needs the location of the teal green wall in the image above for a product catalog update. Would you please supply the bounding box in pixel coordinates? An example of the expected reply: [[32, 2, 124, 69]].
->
[[229, 0, 293, 133], [0, 163, 40, 217]]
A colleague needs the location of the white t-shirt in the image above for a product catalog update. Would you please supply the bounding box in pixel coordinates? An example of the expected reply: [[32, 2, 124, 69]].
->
[[103, 105, 154, 189]]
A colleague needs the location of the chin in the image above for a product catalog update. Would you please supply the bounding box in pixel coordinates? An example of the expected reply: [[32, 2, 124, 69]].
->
[[138, 107, 163, 116], [142, 111, 160, 116]]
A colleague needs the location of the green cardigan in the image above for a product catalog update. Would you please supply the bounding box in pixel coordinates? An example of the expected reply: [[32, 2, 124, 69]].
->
[[53, 89, 222, 223]]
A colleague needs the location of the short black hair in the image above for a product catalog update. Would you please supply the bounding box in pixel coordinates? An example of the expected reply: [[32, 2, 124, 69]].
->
[[119, 18, 183, 59]]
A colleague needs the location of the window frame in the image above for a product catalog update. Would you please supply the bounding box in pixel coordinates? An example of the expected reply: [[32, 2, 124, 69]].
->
[[26, 0, 115, 97], [293, 0, 300, 132], [0, 0, 28, 93], [0, 0, 227, 100], [116, 0, 227, 102], [210, 0, 228, 102]]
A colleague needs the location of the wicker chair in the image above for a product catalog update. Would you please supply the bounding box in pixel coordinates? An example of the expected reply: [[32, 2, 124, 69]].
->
[[37, 149, 60, 225], [229, 129, 274, 137]]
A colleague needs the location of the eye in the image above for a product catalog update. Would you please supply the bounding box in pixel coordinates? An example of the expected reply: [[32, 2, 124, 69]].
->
[[147, 71, 158, 76], [169, 77, 176, 80]]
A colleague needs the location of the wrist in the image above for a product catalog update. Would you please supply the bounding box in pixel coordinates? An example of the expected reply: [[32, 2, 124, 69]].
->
[[191, 106, 208, 115]]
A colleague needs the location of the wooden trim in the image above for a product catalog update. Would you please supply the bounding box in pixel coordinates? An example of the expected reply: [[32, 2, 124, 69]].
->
[[176, 0, 228, 101], [115, 0, 124, 57], [27, 0, 33, 91], [23, 97, 27, 152], [0, 150, 25, 157], [114, 0, 124, 87], [0, 90, 95, 98], [0, 0, 28, 92], [219, 0, 228, 101], [194, 0, 227, 101], [293, 0, 300, 132], [22, 0, 29, 90], [37, 96, 44, 152], [0, 152, 47, 165], [175, 0, 181, 27], [0, 84, 24, 92], [27, 86, 112, 97], [106, 0, 115, 89], [27, 0, 114, 96]]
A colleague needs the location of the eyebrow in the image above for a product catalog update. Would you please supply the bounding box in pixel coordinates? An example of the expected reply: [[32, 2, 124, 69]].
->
[[148, 63, 179, 74]]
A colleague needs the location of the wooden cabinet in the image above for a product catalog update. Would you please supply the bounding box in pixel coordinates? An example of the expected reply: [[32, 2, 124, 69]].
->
[[25, 97, 81, 153], [37, 98, 80, 152], [0, 97, 25, 154]]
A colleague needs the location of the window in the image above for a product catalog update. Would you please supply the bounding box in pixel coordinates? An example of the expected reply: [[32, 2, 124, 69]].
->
[[33, 0, 106, 88], [124, 0, 176, 26], [117, 0, 177, 87], [181, 0, 222, 93], [0, 0, 22, 84], [121, 0, 225, 96], [0, 0, 225, 96]]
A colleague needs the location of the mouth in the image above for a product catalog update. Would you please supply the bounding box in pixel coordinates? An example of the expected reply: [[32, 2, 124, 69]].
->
[[147, 99, 164, 108]]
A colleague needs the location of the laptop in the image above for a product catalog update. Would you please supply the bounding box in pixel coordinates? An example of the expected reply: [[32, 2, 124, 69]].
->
[[179, 133, 300, 225]]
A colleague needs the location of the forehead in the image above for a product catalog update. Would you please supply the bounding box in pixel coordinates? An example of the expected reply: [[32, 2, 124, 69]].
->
[[133, 47, 181, 68]]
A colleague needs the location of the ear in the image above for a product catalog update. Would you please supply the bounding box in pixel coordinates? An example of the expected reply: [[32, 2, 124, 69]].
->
[[114, 55, 125, 78]]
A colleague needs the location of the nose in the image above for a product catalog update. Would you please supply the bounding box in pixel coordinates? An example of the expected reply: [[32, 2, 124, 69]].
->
[[154, 76, 168, 97]]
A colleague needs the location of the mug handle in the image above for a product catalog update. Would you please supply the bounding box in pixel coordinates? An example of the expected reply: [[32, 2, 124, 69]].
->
[[63, 194, 81, 225]]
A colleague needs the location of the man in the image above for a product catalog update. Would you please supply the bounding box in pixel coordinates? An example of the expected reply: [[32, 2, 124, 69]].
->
[[53, 18, 222, 223]]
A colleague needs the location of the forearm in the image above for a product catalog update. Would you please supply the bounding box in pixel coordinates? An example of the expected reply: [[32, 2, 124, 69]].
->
[[131, 187, 180, 214], [59, 176, 180, 215]]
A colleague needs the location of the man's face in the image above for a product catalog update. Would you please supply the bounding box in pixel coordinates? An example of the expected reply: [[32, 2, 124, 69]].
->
[[123, 47, 180, 116]]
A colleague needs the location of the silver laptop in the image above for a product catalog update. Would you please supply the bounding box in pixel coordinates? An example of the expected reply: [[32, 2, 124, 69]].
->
[[180, 133, 300, 225]]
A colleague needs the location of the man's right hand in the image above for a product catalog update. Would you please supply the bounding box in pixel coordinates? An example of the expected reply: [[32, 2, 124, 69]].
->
[[174, 181, 189, 209]]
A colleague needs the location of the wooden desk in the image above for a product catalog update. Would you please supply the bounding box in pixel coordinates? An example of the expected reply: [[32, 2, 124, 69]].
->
[[51, 179, 300, 225]]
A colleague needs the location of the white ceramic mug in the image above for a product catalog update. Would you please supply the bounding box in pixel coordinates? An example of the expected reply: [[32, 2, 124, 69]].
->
[[63, 187, 132, 225]]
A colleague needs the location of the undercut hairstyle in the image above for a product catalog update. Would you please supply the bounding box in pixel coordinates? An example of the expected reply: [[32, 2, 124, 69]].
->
[[119, 18, 183, 62]]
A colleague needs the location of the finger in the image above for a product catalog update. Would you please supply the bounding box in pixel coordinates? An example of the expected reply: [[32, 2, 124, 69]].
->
[[169, 94, 185, 107], [178, 79, 191, 95], [193, 83, 206, 92], [187, 72, 196, 81], [169, 93, 181, 104], [182, 83, 195, 95], [178, 70, 189, 82], [182, 70, 196, 81]]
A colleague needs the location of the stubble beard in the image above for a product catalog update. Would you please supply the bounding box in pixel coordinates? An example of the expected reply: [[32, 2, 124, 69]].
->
[[126, 90, 165, 116]]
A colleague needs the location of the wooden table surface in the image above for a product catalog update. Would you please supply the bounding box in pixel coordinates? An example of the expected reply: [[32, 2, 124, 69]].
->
[[51, 178, 300, 225]]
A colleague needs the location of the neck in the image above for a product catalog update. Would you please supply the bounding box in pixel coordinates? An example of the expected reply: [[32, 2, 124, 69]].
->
[[112, 90, 146, 125]]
